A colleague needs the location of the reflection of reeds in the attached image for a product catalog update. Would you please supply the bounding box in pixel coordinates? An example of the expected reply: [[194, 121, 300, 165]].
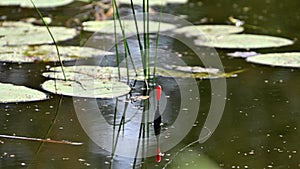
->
[[27, 96, 64, 169], [110, 0, 163, 167], [110, 96, 130, 169], [111, 0, 151, 164]]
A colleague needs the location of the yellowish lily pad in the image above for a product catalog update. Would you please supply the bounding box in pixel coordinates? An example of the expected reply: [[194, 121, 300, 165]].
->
[[0, 21, 76, 46], [0, 45, 113, 62], [45, 65, 241, 81], [0, 82, 48, 103], [82, 20, 176, 34], [246, 52, 300, 68], [0, 0, 74, 8], [174, 25, 244, 37], [194, 34, 294, 49], [41, 79, 131, 98]]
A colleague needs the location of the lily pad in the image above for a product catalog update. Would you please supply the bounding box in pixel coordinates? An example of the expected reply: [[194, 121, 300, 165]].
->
[[0, 82, 48, 103], [41, 79, 131, 98], [0, 21, 76, 46], [45, 65, 241, 81], [0, 0, 74, 8], [82, 20, 176, 34], [116, 0, 188, 6], [246, 52, 300, 68], [174, 25, 244, 37], [194, 34, 294, 49], [0, 45, 113, 62]]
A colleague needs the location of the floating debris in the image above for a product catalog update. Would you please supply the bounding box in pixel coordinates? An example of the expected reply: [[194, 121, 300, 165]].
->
[[227, 51, 259, 58]]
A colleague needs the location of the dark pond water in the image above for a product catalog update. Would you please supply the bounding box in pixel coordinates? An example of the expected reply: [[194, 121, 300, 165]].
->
[[1, 0, 300, 168]]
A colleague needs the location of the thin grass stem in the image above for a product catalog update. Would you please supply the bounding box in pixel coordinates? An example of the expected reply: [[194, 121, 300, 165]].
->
[[30, 0, 66, 81], [153, 2, 164, 85], [112, 0, 138, 75], [113, 0, 121, 80], [129, 0, 145, 62]]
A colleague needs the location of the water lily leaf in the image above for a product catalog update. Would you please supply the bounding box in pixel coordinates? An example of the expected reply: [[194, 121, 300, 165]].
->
[[246, 52, 300, 68], [82, 20, 176, 34], [227, 51, 259, 58], [0, 45, 112, 62], [0, 21, 76, 46], [41, 79, 131, 98], [156, 67, 244, 79], [116, 0, 188, 6], [45, 65, 242, 80], [174, 25, 244, 37], [0, 82, 48, 103], [0, 21, 33, 28], [46, 66, 138, 82], [194, 34, 294, 49], [0, 0, 74, 8]]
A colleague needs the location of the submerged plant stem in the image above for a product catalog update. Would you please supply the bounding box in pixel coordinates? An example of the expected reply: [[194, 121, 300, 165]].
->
[[0, 134, 82, 146]]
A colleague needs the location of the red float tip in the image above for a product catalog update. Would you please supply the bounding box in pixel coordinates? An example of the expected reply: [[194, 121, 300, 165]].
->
[[156, 85, 162, 101], [156, 148, 162, 163]]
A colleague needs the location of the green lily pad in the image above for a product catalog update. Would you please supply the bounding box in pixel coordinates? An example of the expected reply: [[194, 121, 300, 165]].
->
[[82, 20, 176, 34], [194, 34, 294, 49], [41, 79, 131, 98], [45, 65, 241, 81], [117, 0, 188, 6], [174, 25, 244, 37], [0, 82, 48, 103], [0, 45, 112, 62], [246, 52, 300, 68], [0, 21, 76, 46], [0, 0, 74, 8]]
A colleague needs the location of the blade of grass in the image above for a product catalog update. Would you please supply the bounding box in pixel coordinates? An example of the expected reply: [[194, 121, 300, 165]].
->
[[153, 1, 164, 85], [146, 0, 150, 80], [129, 0, 145, 62], [112, 0, 121, 80], [142, 0, 147, 78], [30, 0, 66, 81], [112, 0, 137, 75], [123, 24, 130, 84]]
